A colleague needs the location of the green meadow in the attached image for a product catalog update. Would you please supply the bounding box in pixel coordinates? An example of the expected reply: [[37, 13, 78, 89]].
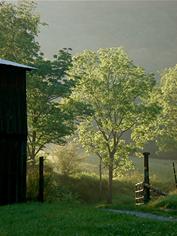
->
[[0, 202, 177, 236], [1, 155, 177, 236]]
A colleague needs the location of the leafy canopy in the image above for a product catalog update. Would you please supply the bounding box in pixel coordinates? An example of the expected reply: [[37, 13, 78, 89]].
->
[[27, 49, 75, 161], [156, 65, 177, 152], [0, 0, 43, 64], [68, 48, 159, 171], [0, 1, 76, 161]]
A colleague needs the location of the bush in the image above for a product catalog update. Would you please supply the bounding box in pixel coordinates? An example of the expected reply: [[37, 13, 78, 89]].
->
[[50, 185, 80, 203], [50, 143, 84, 176], [149, 191, 177, 210], [51, 173, 109, 203]]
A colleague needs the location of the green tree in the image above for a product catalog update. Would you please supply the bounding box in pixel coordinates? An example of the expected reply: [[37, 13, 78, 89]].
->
[[27, 49, 75, 162], [50, 142, 83, 176], [0, 0, 42, 64], [134, 65, 177, 156], [156, 65, 177, 152], [0, 1, 76, 162], [68, 48, 159, 203]]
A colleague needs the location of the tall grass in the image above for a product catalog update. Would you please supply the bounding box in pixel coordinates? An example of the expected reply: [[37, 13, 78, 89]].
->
[[148, 190, 177, 210], [26, 154, 177, 206]]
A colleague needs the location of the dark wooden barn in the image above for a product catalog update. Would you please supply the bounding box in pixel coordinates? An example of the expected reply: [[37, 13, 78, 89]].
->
[[0, 59, 34, 205]]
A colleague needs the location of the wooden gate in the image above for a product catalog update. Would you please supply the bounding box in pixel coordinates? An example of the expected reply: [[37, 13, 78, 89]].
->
[[135, 182, 144, 205]]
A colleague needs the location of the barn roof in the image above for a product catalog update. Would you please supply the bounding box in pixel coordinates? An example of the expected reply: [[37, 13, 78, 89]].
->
[[0, 58, 36, 70]]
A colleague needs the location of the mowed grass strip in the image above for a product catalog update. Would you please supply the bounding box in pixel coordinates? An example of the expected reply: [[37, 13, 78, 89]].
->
[[0, 203, 177, 236]]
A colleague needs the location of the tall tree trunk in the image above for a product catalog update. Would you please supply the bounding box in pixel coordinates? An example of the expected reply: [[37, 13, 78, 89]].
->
[[29, 131, 37, 167], [31, 146, 36, 163], [99, 157, 102, 199], [107, 157, 113, 204]]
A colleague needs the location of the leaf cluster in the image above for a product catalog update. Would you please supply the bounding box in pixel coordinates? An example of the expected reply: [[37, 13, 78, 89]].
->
[[27, 49, 75, 160], [0, 0, 43, 64], [68, 48, 159, 172]]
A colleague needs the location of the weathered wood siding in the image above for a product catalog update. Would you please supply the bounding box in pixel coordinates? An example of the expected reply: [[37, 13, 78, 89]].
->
[[0, 65, 27, 205]]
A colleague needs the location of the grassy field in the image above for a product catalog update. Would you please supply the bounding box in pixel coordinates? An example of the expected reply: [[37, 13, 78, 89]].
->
[[17, 152, 177, 236], [2, 156, 177, 236], [0, 202, 177, 236]]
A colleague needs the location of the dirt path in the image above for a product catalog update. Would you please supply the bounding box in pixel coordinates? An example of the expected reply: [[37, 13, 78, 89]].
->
[[106, 209, 177, 222]]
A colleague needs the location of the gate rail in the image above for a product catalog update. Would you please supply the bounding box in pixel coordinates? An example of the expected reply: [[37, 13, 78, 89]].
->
[[135, 182, 144, 205], [135, 182, 167, 205]]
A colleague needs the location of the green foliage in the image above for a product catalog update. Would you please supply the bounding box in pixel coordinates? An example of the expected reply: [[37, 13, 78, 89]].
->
[[69, 47, 158, 165], [135, 65, 177, 154], [27, 49, 75, 161], [50, 142, 83, 176], [47, 170, 138, 204], [149, 192, 177, 210], [67, 47, 159, 202], [0, 0, 42, 64], [0, 1, 75, 162], [49, 185, 80, 203], [48, 173, 108, 203], [157, 65, 177, 152]]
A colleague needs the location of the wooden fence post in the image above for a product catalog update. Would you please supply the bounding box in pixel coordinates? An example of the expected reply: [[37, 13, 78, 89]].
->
[[143, 152, 150, 204], [38, 156, 44, 203]]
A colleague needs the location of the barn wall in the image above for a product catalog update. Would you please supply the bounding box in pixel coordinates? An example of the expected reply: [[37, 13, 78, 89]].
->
[[0, 66, 27, 205]]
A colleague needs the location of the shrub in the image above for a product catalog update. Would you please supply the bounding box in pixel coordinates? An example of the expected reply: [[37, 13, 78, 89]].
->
[[149, 191, 177, 210], [50, 143, 84, 176], [50, 185, 80, 203], [52, 172, 108, 203]]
